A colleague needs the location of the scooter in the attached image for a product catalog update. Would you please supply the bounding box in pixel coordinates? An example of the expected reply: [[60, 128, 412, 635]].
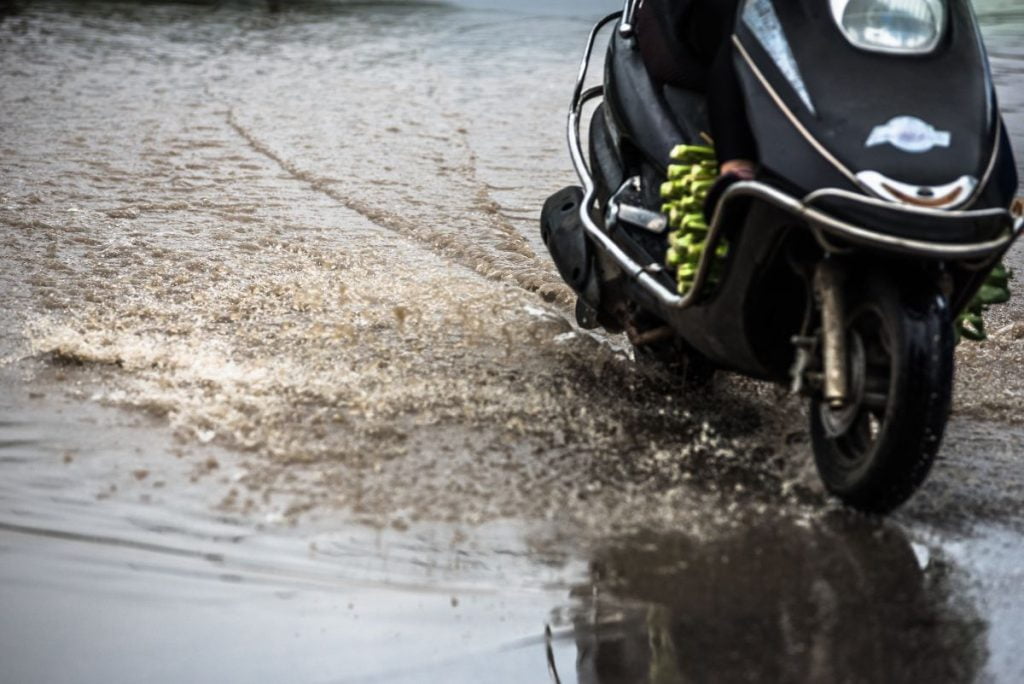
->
[[540, 0, 1022, 512]]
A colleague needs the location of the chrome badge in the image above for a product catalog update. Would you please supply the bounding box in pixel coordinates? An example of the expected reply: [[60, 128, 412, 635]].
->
[[865, 116, 951, 153]]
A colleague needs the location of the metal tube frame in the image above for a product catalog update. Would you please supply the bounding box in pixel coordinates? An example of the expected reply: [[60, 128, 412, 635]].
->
[[619, 0, 639, 38], [568, 15, 1023, 312]]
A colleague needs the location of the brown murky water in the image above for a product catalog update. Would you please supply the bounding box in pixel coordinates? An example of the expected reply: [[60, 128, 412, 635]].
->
[[1, 1, 1023, 681]]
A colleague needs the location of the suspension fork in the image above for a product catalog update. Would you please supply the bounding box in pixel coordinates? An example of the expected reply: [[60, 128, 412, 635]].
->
[[814, 260, 849, 408]]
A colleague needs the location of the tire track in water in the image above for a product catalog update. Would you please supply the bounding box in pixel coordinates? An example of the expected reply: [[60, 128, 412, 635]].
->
[[225, 107, 573, 307]]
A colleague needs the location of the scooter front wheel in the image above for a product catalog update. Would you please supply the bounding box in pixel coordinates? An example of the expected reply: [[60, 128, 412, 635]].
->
[[809, 276, 954, 513]]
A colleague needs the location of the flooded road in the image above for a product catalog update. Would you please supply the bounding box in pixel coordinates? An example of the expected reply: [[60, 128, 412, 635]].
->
[[1, 0, 1023, 681]]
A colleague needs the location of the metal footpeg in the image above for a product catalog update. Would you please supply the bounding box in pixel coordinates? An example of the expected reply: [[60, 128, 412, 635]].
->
[[607, 177, 669, 235], [614, 204, 669, 234]]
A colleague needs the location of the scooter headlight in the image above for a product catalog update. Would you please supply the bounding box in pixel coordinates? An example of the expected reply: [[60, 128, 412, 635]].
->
[[831, 0, 946, 54]]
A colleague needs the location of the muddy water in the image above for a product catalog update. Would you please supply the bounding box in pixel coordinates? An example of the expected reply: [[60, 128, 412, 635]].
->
[[1, 1, 1023, 682]]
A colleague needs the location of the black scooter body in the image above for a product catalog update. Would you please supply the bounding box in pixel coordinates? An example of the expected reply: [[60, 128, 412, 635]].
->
[[596, 29, 807, 380], [601, 2, 1017, 205], [586, 4, 1018, 381], [542, 1, 1021, 512], [738, 0, 1007, 197]]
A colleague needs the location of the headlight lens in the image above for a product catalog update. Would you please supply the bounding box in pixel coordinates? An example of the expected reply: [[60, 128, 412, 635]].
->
[[830, 0, 946, 54]]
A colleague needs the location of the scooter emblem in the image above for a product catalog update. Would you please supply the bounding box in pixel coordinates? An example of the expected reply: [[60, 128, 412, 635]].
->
[[865, 116, 952, 153]]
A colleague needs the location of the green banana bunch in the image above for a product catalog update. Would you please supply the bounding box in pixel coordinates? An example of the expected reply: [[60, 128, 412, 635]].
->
[[956, 262, 1013, 342], [661, 144, 727, 295]]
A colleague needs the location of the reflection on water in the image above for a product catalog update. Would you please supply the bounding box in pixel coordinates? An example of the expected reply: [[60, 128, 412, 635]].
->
[[563, 516, 986, 684]]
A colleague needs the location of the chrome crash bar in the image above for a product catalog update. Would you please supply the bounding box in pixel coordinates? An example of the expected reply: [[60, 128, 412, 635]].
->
[[619, 0, 639, 38], [568, 14, 1023, 311]]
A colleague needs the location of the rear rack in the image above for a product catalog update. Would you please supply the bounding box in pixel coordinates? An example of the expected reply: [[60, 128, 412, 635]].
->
[[567, 14, 1022, 311]]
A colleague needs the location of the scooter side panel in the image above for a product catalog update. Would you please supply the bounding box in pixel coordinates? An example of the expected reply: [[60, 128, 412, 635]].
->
[[588, 104, 624, 206], [615, 201, 807, 382], [676, 203, 806, 381], [733, 48, 861, 196], [735, 0, 1007, 202]]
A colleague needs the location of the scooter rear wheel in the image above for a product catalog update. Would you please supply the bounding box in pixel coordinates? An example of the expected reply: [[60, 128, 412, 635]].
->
[[632, 337, 716, 389], [809, 276, 954, 513]]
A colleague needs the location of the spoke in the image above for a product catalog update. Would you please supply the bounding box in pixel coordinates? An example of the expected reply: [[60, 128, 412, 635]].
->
[[868, 412, 882, 441], [877, 321, 893, 357], [863, 392, 889, 410], [837, 410, 872, 459]]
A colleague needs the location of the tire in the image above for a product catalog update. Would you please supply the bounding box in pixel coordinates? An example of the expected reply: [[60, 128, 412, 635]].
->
[[809, 275, 954, 514]]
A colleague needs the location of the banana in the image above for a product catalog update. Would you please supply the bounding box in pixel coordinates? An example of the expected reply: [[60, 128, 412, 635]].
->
[[669, 144, 716, 163], [661, 145, 728, 295], [955, 262, 1014, 342]]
